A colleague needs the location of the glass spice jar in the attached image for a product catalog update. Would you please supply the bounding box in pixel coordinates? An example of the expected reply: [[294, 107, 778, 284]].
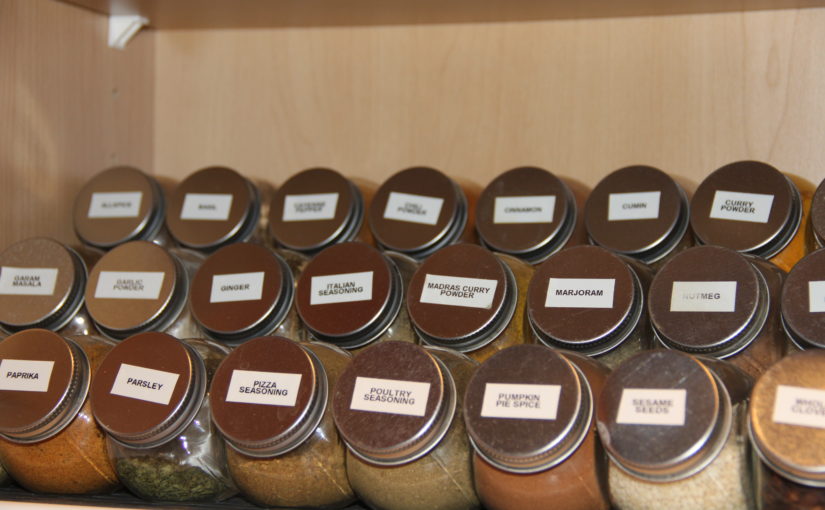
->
[[0, 329, 119, 494], [369, 166, 477, 260], [189, 242, 306, 345], [597, 349, 754, 510], [84, 240, 203, 341], [690, 160, 816, 272], [73, 166, 174, 249], [90, 332, 235, 502], [332, 341, 480, 510], [474, 166, 589, 264], [749, 350, 825, 510], [295, 242, 418, 352], [406, 243, 533, 363], [810, 179, 825, 249], [209, 336, 355, 509], [526, 245, 654, 369], [584, 165, 693, 267], [464, 344, 611, 510], [781, 249, 825, 351], [0, 237, 99, 337], [649, 245, 786, 379]]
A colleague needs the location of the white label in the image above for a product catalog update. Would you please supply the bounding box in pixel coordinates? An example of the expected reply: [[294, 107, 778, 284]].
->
[[0, 360, 54, 392], [616, 388, 687, 426], [88, 192, 143, 218], [544, 278, 615, 308], [493, 196, 556, 224], [608, 191, 662, 221], [94, 271, 165, 300], [0, 267, 59, 296], [180, 193, 233, 221], [225, 370, 303, 407], [310, 271, 374, 305], [480, 383, 562, 420], [419, 274, 498, 309], [772, 385, 825, 430], [282, 193, 339, 222], [109, 363, 180, 405], [349, 376, 431, 417], [709, 190, 774, 223], [210, 272, 265, 303], [669, 281, 737, 312], [808, 281, 825, 313], [383, 191, 444, 226]]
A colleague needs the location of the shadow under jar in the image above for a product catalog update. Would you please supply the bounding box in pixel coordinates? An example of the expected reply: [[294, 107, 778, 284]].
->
[[90, 332, 235, 503], [406, 243, 533, 363], [780, 249, 825, 351], [296, 242, 418, 353], [690, 160, 816, 272], [584, 165, 692, 267], [189, 242, 306, 346], [749, 350, 825, 510], [268, 167, 371, 255], [597, 349, 754, 510], [648, 245, 786, 379], [84, 241, 203, 341], [73, 166, 174, 249], [332, 341, 480, 510], [209, 336, 355, 509], [474, 166, 588, 264], [0, 237, 99, 338], [464, 344, 611, 510], [0, 330, 119, 494], [526, 245, 653, 369]]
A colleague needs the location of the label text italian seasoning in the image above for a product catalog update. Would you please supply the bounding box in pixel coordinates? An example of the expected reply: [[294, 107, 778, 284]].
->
[[310, 271, 374, 305]]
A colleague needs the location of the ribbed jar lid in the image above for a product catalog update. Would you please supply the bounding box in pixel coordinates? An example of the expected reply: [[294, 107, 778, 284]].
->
[[781, 249, 825, 349], [811, 180, 825, 247]]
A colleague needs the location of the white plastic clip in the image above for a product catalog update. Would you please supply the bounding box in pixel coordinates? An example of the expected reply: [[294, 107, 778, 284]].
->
[[108, 15, 149, 50]]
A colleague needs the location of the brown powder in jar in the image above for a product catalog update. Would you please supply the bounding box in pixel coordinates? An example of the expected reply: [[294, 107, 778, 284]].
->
[[770, 174, 816, 272]]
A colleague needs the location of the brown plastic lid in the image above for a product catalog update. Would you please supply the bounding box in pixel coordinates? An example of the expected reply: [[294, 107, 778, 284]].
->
[[782, 250, 825, 349], [209, 336, 325, 457], [268, 168, 363, 253], [0, 238, 86, 332], [166, 166, 258, 250], [0, 330, 88, 442], [407, 244, 514, 352], [597, 350, 731, 481], [90, 332, 203, 447], [811, 180, 825, 248], [73, 166, 165, 249], [527, 245, 640, 355], [749, 350, 825, 486], [332, 341, 454, 465], [369, 167, 467, 259], [690, 161, 801, 258], [85, 241, 185, 340], [475, 167, 577, 262], [190, 243, 292, 344], [296, 242, 399, 349], [464, 345, 591, 473], [585, 165, 689, 263]]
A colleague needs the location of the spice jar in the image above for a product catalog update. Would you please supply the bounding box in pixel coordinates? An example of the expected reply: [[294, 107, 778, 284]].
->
[[475, 166, 588, 264], [189, 243, 306, 345], [749, 350, 825, 509], [295, 242, 418, 352], [597, 349, 754, 510], [209, 336, 355, 509], [166, 166, 271, 252], [464, 344, 610, 510], [332, 341, 479, 510], [0, 238, 99, 337], [690, 160, 815, 272], [85, 240, 203, 340], [0, 329, 119, 494], [526, 245, 653, 368], [781, 249, 825, 351], [268, 167, 371, 254], [811, 179, 825, 249], [649, 245, 785, 379], [585, 165, 692, 266], [369, 166, 476, 260], [73, 166, 173, 249], [90, 332, 234, 502], [406, 243, 532, 363]]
